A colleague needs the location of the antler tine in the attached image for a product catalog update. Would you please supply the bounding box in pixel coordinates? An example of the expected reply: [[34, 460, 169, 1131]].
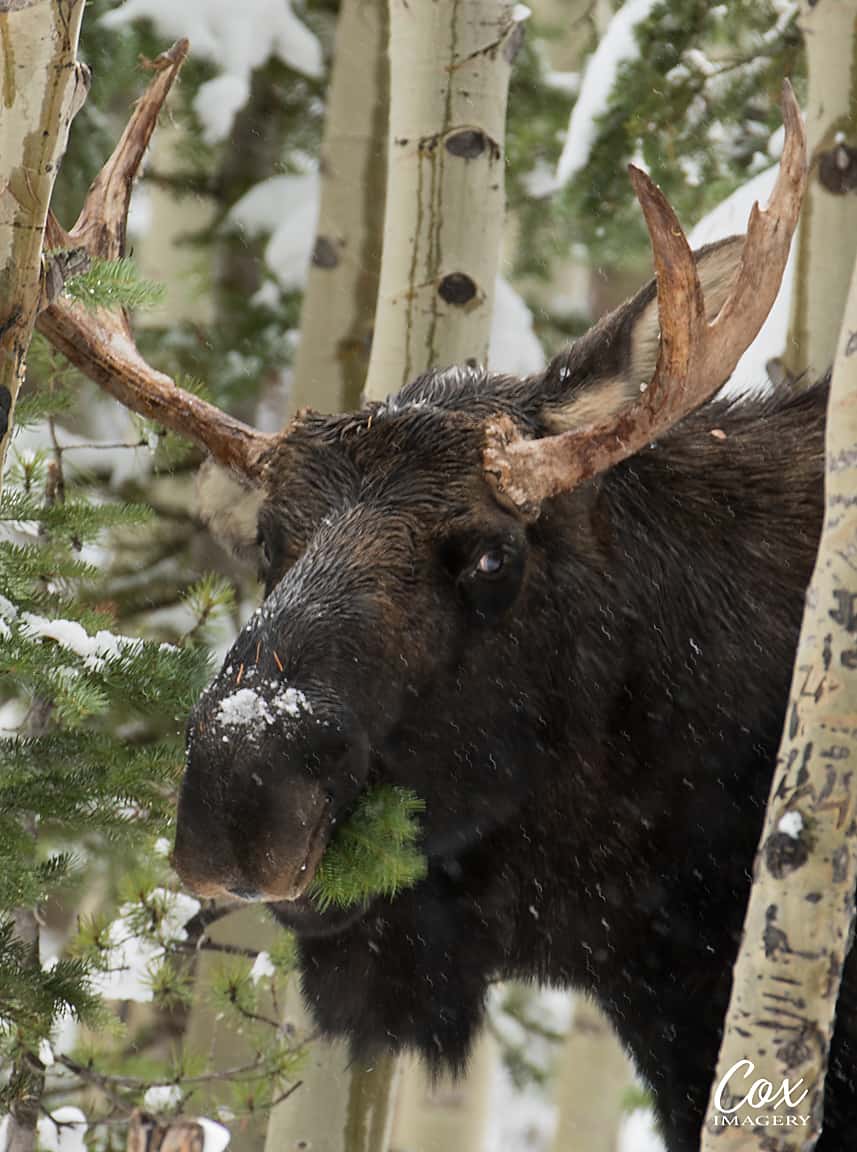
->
[[37, 40, 275, 482], [70, 39, 190, 262], [706, 80, 805, 374], [627, 164, 706, 398], [484, 80, 807, 518]]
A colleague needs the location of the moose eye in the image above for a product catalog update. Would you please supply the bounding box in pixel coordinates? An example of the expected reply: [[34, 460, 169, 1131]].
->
[[476, 549, 505, 577], [453, 536, 527, 619]]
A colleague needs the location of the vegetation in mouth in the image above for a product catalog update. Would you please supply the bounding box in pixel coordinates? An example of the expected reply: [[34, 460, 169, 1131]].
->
[[308, 786, 427, 912]]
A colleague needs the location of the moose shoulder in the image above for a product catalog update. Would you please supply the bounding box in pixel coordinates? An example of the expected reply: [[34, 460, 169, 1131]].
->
[[164, 90, 857, 1151]]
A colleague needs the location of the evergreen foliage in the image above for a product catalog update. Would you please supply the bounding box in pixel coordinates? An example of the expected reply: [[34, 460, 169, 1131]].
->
[[309, 787, 426, 911], [556, 1, 804, 265], [62, 257, 166, 312]]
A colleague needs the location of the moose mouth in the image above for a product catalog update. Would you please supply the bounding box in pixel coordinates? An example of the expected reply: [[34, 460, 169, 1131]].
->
[[240, 797, 334, 904]]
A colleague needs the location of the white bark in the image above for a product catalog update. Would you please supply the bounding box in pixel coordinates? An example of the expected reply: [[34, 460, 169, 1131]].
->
[[550, 997, 633, 1152], [0, 0, 88, 487], [389, 1033, 497, 1151], [783, 0, 857, 381], [701, 249, 857, 1148], [363, 0, 524, 398], [264, 983, 400, 1152], [290, 0, 388, 414]]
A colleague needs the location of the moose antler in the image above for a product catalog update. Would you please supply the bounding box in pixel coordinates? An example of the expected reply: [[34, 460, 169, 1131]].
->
[[37, 40, 275, 481], [484, 81, 807, 517]]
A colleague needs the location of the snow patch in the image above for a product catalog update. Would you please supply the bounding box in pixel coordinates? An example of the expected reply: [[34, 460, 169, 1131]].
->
[[274, 686, 311, 718], [216, 685, 312, 730], [39, 1038, 55, 1067], [227, 167, 319, 291], [250, 951, 275, 984], [91, 889, 200, 1003], [556, 0, 657, 184], [619, 1108, 666, 1152], [777, 811, 803, 839], [37, 1107, 88, 1152], [489, 276, 545, 375], [102, 0, 323, 144], [217, 688, 273, 729], [19, 613, 144, 672], [197, 1117, 231, 1152], [194, 75, 250, 146], [143, 1084, 183, 1112]]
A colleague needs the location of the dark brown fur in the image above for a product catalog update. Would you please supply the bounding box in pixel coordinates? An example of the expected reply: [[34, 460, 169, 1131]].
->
[[175, 265, 844, 1148]]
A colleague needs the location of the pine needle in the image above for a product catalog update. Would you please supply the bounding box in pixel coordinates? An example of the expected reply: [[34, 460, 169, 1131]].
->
[[309, 787, 427, 912]]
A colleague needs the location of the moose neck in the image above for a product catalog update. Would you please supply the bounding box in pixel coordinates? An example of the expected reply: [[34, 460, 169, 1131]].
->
[[510, 383, 827, 1148]]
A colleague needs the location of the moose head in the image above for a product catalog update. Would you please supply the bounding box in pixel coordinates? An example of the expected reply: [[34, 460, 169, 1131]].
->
[[169, 86, 806, 915]]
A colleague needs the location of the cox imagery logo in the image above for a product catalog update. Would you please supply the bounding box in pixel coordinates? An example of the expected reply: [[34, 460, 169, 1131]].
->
[[711, 1060, 811, 1129]]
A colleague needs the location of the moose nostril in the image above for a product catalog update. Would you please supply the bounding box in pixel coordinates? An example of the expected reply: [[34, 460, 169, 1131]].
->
[[228, 886, 261, 901]]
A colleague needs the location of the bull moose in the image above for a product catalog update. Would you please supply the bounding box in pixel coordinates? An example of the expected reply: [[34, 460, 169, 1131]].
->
[[47, 80, 853, 1149]]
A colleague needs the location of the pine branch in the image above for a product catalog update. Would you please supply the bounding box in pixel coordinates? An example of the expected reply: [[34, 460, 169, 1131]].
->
[[60, 257, 165, 312], [309, 787, 426, 911]]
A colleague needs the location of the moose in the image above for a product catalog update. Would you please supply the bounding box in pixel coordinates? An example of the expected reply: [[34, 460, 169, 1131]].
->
[[41, 76, 854, 1149]]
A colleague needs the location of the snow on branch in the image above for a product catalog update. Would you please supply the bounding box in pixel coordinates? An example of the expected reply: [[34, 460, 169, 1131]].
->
[[555, 0, 657, 186]]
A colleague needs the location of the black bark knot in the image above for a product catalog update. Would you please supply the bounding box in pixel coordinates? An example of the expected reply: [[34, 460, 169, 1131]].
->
[[765, 829, 809, 878], [819, 143, 857, 195], [312, 236, 340, 269], [438, 272, 478, 306], [445, 129, 488, 159]]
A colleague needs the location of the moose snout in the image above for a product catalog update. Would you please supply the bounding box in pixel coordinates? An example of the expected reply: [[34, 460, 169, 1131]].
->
[[173, 691, 370, 903]]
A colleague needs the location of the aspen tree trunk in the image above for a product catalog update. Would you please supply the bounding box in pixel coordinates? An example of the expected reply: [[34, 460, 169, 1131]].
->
[[290, 0, 388, 414], [262, 6, 395, 1152], [0, 0, 88, 491], [701, 251, 857, 1149], [363, 0, 524, 397], [389, 1036, 497, 1152], [353, 3, 524, 1148], [783, 0, 857, 382], [550, 996, 633, 1152], [263, 981, 400, 1152]]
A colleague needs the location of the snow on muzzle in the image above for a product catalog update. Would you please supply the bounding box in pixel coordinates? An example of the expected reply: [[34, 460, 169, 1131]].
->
[[173, 678, 370, 903]]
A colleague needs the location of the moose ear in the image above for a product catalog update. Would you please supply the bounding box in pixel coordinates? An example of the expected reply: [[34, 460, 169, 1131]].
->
[[540, 235, 745, 433], [195, 458, 265, 559]]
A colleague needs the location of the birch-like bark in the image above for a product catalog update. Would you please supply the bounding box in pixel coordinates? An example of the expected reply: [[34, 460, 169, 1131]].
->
[[701, 251, 857, 1149], [350, 5, 523, 1147], [363, 0, 524, 398], [0, 0, 88, 489], [262, 7, 395, 1151], [389, 1034, 497, 1151], [783, 0, 857, 382], [290, 0, 388, 414], [550, 996, 634, 1152], [264, 981, 400, 1152]]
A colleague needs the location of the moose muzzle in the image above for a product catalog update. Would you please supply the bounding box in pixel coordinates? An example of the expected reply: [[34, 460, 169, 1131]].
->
[[173, 684, 370, 903]]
